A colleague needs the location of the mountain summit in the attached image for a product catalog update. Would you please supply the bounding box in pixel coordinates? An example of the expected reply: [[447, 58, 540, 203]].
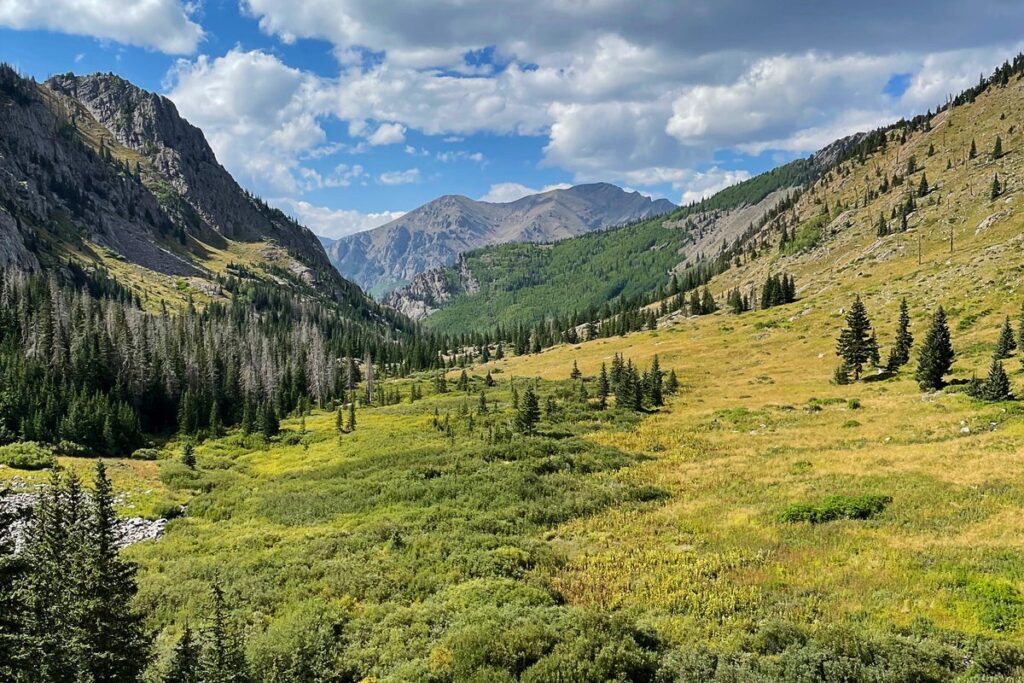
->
[[326, 183, 675, 296]]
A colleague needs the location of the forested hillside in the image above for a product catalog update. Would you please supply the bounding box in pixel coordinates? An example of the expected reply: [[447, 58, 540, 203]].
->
[[386, 158, 816, 335]]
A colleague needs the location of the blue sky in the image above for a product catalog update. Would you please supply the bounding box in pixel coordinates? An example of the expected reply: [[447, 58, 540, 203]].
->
[[1, 1, 1022, 237]]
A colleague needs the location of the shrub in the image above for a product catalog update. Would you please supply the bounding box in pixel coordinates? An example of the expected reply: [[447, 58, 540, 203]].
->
[[131, 448, 159, 461], [780, 494, 891, 524], [55, 440, 91, 457], [152, 501, 185, 520], [847, 398, 861, 410], [0, 441, 56, 470]]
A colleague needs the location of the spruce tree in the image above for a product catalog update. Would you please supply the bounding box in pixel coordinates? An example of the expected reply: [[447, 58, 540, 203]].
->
[[181, 441, 196, 469], [918, 172, 929, 197], [259, 403, 279, 439], [597, 363, 610, 410], [164, 625, 201, 683], [83, 461, 151, 682], [199, 585, 249, 683], [701, 287, 717, 314], [969, 138, 978, 159], [886, 298, 914, 371], [665, 369, 679, 395], [0, 494, 24, 682], [995, 316, 1017, 359], [836, 296, 879, 380], [478, 391, 488, 415], [648, 355, 664, 406], [993, 135, 1003, 159], [335, 406, 345, 435], [992, 173, 1002, 200], [570, 360, 582, 380], [982, 357, 1013, 401], [915, 306, 955, 390], [516, 385, 540, 435], [347, 402, 356, 433]]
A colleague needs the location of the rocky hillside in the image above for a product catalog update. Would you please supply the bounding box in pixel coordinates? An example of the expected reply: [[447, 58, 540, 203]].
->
[[0, 66, 372, 311], [327, 183, 675, 296]]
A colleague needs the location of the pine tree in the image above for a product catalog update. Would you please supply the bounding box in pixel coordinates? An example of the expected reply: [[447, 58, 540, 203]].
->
[[82, 460, 151, 682], [835, 296, 879, 380], [164, 625, 201, 683], [991, 173, 1002, 200], [981, 357, 1013, 401], [648, 355, 664, 406], [995, 316, 1017, 358], [886, 298, 914, 371], [915, 306, 955, 390], [346, 401, 356, 433], [993, 135, 1003, 159], [832, 362, 851, 385], [477, 391, 488, 415], [570, 360, 582, 380], [181, 441, 196, 469], [516, 385, 540, 435], [199, 585, 249, 683], [1018, 302, 1024, 350], [577, 380, 588, 405], [701, 287, 717, 314], [969, 138, 978, 159], [0, 491, 24, 681], [918, 172, 929, 197], [665, 369, 679, 395], [484, 370, 496, 387], [597, 363, 610, 410]]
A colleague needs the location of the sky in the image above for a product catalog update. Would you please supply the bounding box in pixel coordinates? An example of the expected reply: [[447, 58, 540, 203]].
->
[[1, 2, 1023, 239]]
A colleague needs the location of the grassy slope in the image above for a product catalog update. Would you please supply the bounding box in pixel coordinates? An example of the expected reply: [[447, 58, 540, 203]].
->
[[481, 77, 1024, 645], [423, 160, 812, 335]]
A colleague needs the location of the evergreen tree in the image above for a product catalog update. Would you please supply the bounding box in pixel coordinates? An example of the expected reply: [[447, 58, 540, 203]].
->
[[918, 172, 929, 197], [915, 306, 955, 390], [995, 316, 1017, 359], [477, 391, 488, 415], [82, 461, 151, 682], [597, 363, 610, 410], [835, 296, 879, 380], [832, 362, 851, 386], [346, 402, 356, 433], [164, 625, 201, 683], [665, 369, 679, 395], [969, 138, 978, 159], [993, 135, 1003, 159], [0, 493, 24, 681], [516, 385, 540, 435], [886, 298, 914, 371], [484, 370, 496, 387], [259, 403, 279, 439], [199, 585, 249, 683], [335, 405, 345, 435], [981, 357, 1013, 401], [992, 173, 1002, 200], [181, 442, 196, 469], [570, 360, 582, 380], [700, 287, 717, 314], [648, 355, 664, 406]]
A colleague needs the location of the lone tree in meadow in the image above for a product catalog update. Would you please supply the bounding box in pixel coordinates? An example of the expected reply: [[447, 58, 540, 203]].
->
[[886, 298, 914, 371], [836, 296, 879, 380], [570, 360, 582, 380], [995, 316, 1017, 359], [915, 306, 955, 390], [181, 441, 196, 469], [516, 385, 541, 436]]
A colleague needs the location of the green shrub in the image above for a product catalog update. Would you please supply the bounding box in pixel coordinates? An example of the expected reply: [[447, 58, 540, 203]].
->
[[55, 440, 91, 457], [152, 501, 185, 520], [131, 448, 159, 461], [780, 494, 891, 524], [0, 441, 56, 470]]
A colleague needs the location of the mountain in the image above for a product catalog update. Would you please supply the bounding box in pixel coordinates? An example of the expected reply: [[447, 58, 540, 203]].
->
[[0, 67, 380, 316], [326, 183, 676, 296], [384, 159, 817, 331]]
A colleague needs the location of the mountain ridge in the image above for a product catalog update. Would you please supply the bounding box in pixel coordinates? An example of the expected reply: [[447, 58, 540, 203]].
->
[[326, 182, 675, 296]]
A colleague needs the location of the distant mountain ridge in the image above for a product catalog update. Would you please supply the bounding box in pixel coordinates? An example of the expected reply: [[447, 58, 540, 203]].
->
[[326, 183, 675, 296]]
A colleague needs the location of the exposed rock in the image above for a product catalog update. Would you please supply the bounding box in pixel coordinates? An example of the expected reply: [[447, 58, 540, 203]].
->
[[0, 491, 168, 553], [328, 183, 676, 295], [383, 255, 480, 320]]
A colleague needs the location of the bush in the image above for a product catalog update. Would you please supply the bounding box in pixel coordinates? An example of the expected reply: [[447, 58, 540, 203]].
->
[[131, 448, 159, 461], [55, 440, 91, 457], [780, 494, 891, 524], [0, 441, 57, 470], [152, 501, 185, 520]]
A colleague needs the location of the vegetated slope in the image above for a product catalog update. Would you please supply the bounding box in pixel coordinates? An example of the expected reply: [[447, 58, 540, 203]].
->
[[0, 66, 390, 325], [327, 182, 676, 296], [387, 158, 816, 333], [475, 55, 1024, 661]]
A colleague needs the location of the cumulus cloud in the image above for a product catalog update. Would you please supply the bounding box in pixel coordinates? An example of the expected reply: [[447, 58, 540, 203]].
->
[[479, 182, 572, 203], [276, 199, 404, 238], [0, 0, 203, 54]]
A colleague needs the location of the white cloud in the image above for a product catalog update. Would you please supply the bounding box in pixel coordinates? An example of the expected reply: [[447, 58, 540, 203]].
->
[[0, 0, 203, 54], [276, 198, 404, 238], [166, 48, 332, 193], [367, 122, 406, 146], [479, 182, 572, 203], [378, 168, 421, 185]]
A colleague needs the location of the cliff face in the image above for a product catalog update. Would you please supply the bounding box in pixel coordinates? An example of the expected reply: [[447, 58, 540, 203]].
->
[[382, 256, 479, 320], [0, 66, 359, 303], [328, 183, 676, 296]]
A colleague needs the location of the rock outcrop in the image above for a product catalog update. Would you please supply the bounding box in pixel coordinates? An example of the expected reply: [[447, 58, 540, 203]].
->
[[382, 255, 480, 320]]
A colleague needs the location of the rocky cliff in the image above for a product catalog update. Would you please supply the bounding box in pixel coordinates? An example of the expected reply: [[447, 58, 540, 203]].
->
[[382, 255, 479, 320], [328, 183, 675, 296]]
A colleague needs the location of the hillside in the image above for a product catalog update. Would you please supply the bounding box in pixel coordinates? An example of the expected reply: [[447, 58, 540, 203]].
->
[[0, 67, 386, 321], [387, 159, 815, 333], [327, 183, 676, 296]]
